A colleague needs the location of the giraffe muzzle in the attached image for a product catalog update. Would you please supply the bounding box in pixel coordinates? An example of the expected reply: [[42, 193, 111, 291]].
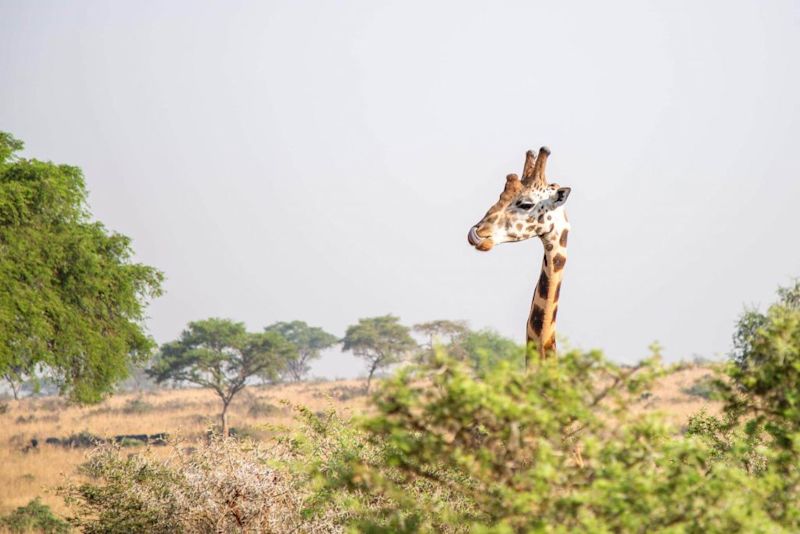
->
[[468, 226, 482, 246], [468, 226, 494, 251]]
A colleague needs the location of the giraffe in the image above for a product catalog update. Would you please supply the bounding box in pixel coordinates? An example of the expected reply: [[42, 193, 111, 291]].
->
[[467, 147, 571, 366]]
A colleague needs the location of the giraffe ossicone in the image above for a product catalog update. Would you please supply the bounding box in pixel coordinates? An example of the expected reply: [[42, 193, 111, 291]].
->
[[467, 146, 571, 366]]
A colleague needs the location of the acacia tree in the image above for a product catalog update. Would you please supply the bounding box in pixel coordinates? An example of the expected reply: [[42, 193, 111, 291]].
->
[[264, 321, 338, 381], [0, 132, 163, 402], [448, 329, 524, 372], [149, 318, 295, 437], [342, 315, 417, 393], [413, 320, 469, 363]]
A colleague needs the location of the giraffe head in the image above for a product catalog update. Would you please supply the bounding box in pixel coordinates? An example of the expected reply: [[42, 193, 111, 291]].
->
[[467, 147, 571, 252]]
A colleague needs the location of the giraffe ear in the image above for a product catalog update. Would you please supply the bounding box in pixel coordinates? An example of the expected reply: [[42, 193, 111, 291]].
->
[[553, 187, 571, 207]]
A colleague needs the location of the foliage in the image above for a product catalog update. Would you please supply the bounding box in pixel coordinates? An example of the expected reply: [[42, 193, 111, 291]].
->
[[149, 318, 296, 436], [720, 281, 800, 445], [693, 280, 800, 523], [342, 315, 417, 393], [0, 132, 163, 403], [0, 498, 70, 534], [448, 328, 524, 373], [264, 320, 338, 381], [296, 350, 798, 532], [60, 440, 334, 534], [414, 320, 468, 351]]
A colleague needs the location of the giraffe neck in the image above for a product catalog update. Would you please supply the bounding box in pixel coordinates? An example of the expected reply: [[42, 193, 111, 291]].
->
[[526, 224, 569, 366]]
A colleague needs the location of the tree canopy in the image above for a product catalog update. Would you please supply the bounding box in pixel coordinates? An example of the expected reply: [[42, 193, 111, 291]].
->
[[342, 315, 417, 393], [449, 328, 524, 372], [413, 320, 468, 349], [0, 132, 163, 403], [720, 280, 800, 449], [149, 318, 296, 436], [264, 320, 338, 381]]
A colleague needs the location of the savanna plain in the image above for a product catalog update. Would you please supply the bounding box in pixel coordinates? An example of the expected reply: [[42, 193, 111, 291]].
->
[[1, 366, 717, 517]]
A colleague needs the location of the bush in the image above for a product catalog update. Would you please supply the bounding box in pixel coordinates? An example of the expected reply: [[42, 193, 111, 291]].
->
[[295, 350, 792, 532], [60, 439, 335, 533], [1, 498, 70, 533]]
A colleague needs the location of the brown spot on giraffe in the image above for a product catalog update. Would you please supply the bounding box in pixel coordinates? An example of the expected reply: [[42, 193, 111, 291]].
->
[[555, 281, 561, 301], [545, 243, 553, 252], [552, 253, 566, 272], [560, 229, 569, 247], [516, 223, 523, 231], [538, 213, 545, 224], [530, 305, 545, 336], [537, 271, 549, 299]]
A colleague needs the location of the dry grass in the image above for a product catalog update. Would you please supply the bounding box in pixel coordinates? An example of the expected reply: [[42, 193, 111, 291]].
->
[[0, 379, 369, 516], [0, 366, 720, 517]]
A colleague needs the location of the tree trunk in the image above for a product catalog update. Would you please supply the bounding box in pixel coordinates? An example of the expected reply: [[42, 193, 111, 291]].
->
[[366, 363, 377, 394], [220, 401, 230, 438], [5, 377, 20, 400]]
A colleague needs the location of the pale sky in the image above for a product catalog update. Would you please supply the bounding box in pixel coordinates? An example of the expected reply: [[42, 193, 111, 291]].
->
[[1, 1, 799, 378]]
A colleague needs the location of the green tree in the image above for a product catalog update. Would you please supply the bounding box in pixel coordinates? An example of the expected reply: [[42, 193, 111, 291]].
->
[[149, 318, 295, 437], [413, 320, 468, 349], [0, 132, 163, 403], [413, 320, 469, 364], [719, 280, 800, 448], [342, 315, 417, 393], [264, 320, 338, 381], [448, 328, 523, 372]]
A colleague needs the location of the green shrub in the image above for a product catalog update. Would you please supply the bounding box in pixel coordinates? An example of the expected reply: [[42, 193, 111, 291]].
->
[[1, 498, 70, 533], [294, 350, 791, 532], [721, 281, 800, 447]]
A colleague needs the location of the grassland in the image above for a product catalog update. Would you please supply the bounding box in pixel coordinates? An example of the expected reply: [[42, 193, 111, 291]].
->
[[0, 366, 717, 517]]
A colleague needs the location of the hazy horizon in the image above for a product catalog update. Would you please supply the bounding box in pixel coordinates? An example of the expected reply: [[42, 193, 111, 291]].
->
[[2, 0, 799, 378]]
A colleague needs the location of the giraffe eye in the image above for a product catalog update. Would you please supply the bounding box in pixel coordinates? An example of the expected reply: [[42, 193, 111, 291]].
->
[[517, 202, 534, 210]]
